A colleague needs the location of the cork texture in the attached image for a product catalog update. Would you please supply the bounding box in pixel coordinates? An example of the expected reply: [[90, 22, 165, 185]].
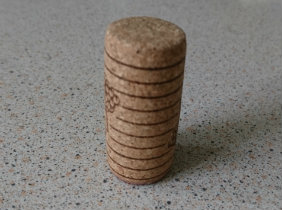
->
[[105, 16, 186, 68], [104, 16, 186, 184]]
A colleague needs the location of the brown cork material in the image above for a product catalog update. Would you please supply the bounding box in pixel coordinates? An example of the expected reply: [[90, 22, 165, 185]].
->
[[104, 16, 186, 185]]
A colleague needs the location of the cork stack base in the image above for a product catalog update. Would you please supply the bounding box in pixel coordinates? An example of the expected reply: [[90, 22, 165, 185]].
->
[[108, 159, 173, 185], [104, 16, 186, 184]]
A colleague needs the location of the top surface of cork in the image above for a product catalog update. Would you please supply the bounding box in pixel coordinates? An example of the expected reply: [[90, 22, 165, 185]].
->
[[105, 17, 186, 68]]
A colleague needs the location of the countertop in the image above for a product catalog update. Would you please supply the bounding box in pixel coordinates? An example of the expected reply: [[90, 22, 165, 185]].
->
[[0, 0, 281, 209]]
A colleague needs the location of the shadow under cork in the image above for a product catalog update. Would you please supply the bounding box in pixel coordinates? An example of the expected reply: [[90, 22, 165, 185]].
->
[[162, 104, 281, 182]]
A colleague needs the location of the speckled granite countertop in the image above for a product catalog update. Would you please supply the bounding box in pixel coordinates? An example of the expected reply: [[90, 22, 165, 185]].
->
[[0, 0, 281, 209]]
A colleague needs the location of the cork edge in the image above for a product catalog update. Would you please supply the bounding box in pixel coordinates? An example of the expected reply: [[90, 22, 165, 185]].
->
[[108, 160, 172, 185]]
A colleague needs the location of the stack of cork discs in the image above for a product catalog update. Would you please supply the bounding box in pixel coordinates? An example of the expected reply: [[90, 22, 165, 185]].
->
[[104, 16, 186, 184]]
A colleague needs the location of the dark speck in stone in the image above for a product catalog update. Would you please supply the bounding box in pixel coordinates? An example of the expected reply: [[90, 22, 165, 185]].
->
[[71, 169, 76, 172], [270, 149, 274, 151], [211, 141, 214, 144], [248, 150, 252, 153], [167, 201, 171, 205], [76, 203, 80, 205], [194, 193, 198, 196], [202, 188, 207, 191], [103, 179, 107, 183], [11, 183, 15, 186], [175, 178, 180, 182], [240, 180, 243, 183]]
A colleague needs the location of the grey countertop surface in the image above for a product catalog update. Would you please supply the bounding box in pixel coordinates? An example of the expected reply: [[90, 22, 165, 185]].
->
[[0, 0, 282, 209]]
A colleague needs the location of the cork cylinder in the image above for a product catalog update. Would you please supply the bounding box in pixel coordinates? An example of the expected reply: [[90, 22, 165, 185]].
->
[[104, 17, 186, 184]]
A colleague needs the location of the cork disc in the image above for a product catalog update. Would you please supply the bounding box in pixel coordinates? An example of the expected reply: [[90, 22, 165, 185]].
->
[[105, 16, 186, 68]]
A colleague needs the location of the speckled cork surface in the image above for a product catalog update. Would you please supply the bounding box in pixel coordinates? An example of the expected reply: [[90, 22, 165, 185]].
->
[[105, 17, 186, 68], [0, 0, 282, 209], [104, 17, 186, 184]]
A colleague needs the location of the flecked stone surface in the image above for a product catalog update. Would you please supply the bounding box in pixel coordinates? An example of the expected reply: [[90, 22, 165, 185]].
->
[[0, 0, 281, 209]]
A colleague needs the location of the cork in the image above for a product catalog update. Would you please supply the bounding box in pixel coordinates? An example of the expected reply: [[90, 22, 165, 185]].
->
[[104, 16, 186, 185]]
